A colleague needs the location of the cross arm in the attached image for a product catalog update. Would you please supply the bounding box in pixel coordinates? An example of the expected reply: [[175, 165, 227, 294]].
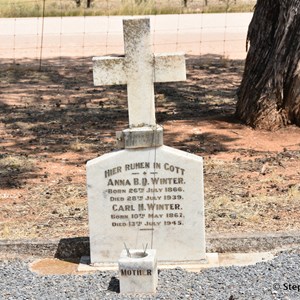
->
[[93, 56, 126, 86], [154, 53, 186, 83]]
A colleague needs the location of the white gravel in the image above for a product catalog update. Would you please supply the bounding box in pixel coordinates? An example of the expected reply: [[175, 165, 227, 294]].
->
[[1, 249, 300, 299]]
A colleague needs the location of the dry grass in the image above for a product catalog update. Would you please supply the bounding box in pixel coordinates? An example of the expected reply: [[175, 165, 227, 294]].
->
[[0, 181, 88, 240], [205, 156, 300, 233], [0, 0, 256, 18], [69, 139, 93, 152], [0, 155, 35, 176]]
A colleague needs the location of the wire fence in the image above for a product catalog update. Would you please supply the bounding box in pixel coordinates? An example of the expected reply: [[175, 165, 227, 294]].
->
[[0, 0, 256, 69]]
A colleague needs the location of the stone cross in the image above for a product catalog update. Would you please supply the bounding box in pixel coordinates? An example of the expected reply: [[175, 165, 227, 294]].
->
[[93, 18, 186, 128], [87, 18, 206, 267]]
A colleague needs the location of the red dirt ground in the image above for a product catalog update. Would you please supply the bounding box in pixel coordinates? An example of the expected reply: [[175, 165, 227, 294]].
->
[[0, 56, 300, 240]]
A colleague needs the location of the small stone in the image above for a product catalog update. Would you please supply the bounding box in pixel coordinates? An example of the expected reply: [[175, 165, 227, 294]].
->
[[230, 213, 237, 219]]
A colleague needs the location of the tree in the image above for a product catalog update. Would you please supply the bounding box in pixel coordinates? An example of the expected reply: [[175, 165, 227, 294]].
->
[[74, 0, 93, 8], [236, 0, 300, 130], [135, 0, 147, 4]]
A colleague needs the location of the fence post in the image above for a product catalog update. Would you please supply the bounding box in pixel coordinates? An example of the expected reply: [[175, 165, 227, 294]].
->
[[39, 0, 46, 71]]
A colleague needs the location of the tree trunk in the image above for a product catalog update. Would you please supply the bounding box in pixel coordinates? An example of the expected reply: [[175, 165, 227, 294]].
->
[[75, 0, 81, 7], [86, 0, 92, 8], [236, 0, 300, 130]]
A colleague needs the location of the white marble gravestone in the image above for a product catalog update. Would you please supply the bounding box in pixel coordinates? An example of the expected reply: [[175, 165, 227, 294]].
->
[[87, 17, 205, 266]]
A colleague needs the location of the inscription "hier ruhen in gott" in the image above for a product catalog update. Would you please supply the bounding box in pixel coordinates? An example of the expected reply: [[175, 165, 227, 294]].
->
[[104, 162, 185, 178]]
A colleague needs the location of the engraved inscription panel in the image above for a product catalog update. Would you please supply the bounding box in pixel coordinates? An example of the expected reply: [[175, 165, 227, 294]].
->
[[107, 161, 186, 229], [87, 145, 205, 264]]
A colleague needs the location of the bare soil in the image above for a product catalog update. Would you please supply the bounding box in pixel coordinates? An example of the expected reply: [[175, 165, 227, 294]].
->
[[0, 55, 300, 241]]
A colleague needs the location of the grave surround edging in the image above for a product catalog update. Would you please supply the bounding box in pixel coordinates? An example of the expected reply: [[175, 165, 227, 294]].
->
[[1, 233, 300, 259]]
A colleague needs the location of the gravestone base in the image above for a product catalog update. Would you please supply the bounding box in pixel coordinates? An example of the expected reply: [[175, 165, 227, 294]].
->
[[78, 253, 219, 272], [118, 249, 158, 294], [116, 125, 163, 149]]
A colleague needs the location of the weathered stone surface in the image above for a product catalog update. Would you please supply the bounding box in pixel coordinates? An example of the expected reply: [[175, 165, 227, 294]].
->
[[118, 249, 158, 294], [93, 57, 126, 85], [92, 18, 186, 128], [87, 145, 205, 265], [88, 18, 204, 272], [153, 53, 186, 82], [118, 126, 163, 149]]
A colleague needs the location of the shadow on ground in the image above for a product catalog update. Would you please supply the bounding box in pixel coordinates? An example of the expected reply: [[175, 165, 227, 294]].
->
[[0, 54, 245, 187]]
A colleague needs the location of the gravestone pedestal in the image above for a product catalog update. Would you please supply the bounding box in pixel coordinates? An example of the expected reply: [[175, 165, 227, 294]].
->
[[118, 249, 158, 294]]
